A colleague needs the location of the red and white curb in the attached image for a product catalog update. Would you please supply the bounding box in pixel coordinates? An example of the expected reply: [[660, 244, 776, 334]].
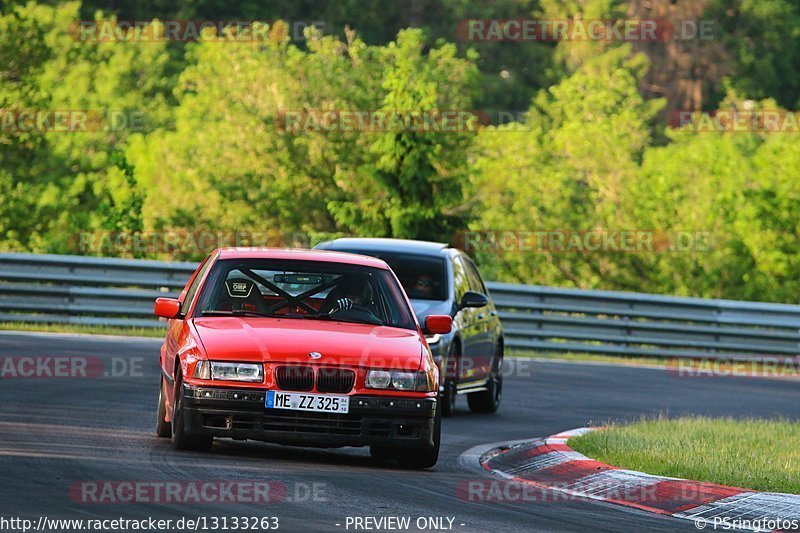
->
[[475, 428, 800, 532]]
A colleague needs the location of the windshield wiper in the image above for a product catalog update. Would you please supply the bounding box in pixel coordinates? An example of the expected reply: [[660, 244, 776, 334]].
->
[[202, 309, 277, 318], [300, 314, 332, 321], [326, 314, 384, 326]]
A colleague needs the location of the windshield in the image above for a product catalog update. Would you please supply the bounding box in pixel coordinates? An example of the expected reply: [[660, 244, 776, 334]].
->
[[327, 251, 447, 301], [193, 259, 416, 330]]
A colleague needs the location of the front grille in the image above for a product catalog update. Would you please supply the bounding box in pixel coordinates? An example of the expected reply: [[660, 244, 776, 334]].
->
[[316, 368, 355, 393], [275, 366, 314, 391]]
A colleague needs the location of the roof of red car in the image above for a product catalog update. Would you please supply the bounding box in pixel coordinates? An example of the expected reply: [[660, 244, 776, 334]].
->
[[214, 247, 390, 269]]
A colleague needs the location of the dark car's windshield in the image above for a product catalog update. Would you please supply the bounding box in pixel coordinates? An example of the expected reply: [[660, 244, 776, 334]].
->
[[327, 251, 447, 301], [193, 259, 416, 330]]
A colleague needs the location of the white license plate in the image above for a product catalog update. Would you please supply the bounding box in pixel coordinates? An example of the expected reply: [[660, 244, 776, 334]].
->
[[266, 391, 349, 414]]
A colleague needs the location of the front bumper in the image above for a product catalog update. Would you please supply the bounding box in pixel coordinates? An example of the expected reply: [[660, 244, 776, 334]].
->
[[181, 385, 437, 449]]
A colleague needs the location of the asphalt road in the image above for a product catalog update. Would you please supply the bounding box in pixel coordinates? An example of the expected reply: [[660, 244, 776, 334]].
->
[[1, 331, 798, 533]]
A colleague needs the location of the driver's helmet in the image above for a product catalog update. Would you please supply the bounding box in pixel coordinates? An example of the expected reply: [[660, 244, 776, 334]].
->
[[338, 274, 373, 305]]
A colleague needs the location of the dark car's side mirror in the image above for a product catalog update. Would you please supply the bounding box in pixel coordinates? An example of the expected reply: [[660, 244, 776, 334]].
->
[[154, 297, 182, 319], [424, 315, 453, 335], [459, 290, 489, 309]]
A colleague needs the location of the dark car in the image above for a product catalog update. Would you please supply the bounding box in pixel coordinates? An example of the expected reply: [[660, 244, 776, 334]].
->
[[315, 238, 504, 416]]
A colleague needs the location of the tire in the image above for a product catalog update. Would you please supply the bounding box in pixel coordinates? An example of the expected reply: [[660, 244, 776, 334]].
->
[[467, 347, 503, 414], [396, 403, 441, 469], [171, 368, 213, 451], [440, 342, 459, 417], [441, 378, 456, 417], [156, 375, 171, 438]]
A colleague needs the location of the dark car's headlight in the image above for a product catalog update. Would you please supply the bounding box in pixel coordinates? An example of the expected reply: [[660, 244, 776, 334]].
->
[[194, 361, 264, 382], [366, 369, 436, 392]]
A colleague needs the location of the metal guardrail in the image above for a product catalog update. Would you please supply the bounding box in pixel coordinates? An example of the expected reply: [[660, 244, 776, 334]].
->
[[1, 253, 799, 359], [0, 253, 194, 328]]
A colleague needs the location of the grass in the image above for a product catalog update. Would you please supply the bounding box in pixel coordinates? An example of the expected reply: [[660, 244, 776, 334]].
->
[[0, 321, 164, 338], [569, 416, 800, 494], [509, 349, 668, 367], [510, 350, 800, 379]]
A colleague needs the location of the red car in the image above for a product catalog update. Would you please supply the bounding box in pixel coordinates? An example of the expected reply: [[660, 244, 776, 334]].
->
[[153, 248, 452, 469]]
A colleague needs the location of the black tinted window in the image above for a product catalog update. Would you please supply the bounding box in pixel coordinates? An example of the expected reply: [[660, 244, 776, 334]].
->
[[462, 256, 487, 294], [179, 256, 213, 315], [453, 256, 471, 303], [332, 250, 447, 301]]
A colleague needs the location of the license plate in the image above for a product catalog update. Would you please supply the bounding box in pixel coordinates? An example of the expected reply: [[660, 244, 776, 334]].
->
[[266, 391, 349, 414]]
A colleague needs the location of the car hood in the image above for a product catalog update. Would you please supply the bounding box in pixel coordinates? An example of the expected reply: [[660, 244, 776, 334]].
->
[[410, 299, 452, 323], [191, 317, 424, 371]]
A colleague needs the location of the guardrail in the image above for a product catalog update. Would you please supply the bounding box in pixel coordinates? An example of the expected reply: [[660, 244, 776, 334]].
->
[[1, 253, 798, 359]]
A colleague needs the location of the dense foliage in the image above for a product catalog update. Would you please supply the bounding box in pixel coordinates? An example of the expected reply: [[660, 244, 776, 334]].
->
[[2, 0, 799, 302]]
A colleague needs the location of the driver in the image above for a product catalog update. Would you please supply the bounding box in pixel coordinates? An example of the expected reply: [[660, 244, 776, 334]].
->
[[412, 273, 434, 297], [327, 275, 370, 313]]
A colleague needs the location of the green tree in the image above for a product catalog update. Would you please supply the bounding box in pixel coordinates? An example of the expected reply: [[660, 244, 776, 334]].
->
[[0, 2, 173, 253], [469, 45, 663, 287], [128, 26, 479, 255], [328, 29, 480, 239]]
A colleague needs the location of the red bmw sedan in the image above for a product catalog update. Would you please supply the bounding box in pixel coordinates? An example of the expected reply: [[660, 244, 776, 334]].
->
[[154, 248, 452, 469]]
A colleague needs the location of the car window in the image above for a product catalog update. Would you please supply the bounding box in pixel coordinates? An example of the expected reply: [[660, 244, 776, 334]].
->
[[453, 255, 471, 304], [194, 259, 416, 330], [463, 256, 487, 294], [324, 250, 447, 301], [179, 256, 213, 316]]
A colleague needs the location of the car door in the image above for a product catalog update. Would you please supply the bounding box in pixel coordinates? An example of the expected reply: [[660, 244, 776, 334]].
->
[[163, 255, 212, 378], [461, 256, 495, 382], [453, 255, 483, 385]]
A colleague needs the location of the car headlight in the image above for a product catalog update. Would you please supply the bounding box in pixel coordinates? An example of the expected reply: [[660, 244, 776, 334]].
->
[[391, 371, 416, 390], [365, 370, 391, 389], [366, 369, 436, 392], [195, 361, 264, 382]]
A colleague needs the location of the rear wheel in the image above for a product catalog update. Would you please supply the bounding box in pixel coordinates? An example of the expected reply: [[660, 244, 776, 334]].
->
[[467, 346, 503, 414], [171, 368, 213, 451], [396, 403, 441, 469], [155, 375, 171, 438], [441, 378, 457, 417]]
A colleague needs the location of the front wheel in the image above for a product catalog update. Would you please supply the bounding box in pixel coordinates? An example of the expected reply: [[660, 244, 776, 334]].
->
[[171, 368, 213, 451], [155, 375, 171, 438], [396, 404, 441, 469], [440, 342, 459, 417]]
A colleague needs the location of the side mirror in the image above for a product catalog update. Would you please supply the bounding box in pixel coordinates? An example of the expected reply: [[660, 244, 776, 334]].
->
[[154, 298, 182, 319], [460, 290, 489, 309], [424, 315, 452, 335]]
